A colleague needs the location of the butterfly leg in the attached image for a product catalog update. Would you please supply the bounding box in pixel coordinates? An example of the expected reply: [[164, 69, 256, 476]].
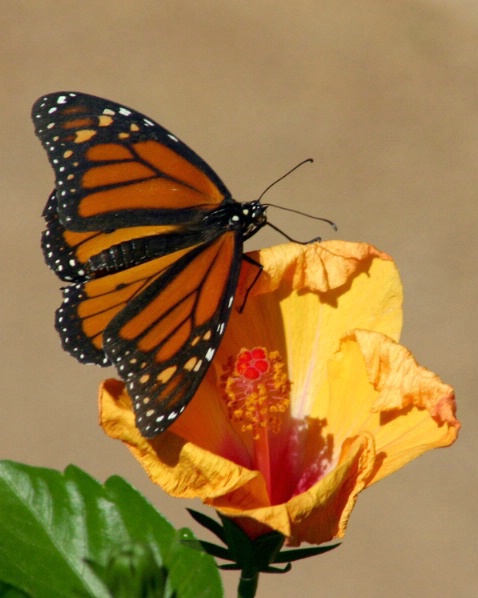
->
[[238, 254, 263, 313]]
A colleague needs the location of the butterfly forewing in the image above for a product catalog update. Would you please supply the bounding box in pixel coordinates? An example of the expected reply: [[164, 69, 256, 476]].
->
[[32, 92, 231, 230]]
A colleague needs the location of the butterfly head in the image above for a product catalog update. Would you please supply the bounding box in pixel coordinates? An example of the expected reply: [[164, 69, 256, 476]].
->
[[237, 200, 267, 241]]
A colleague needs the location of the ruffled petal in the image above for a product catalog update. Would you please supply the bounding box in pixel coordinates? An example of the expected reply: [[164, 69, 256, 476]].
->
[[241, 241, 394, 295], [99, 379, 268, 502], [210, 433, 376, 546], [325, 332, 459, 485]]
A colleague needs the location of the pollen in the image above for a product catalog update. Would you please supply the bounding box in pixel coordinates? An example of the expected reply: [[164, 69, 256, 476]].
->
[[220, 347, 291, 438]]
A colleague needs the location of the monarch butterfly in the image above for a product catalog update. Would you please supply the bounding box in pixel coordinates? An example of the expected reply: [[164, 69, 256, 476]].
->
[[32, 92, 268, 438]]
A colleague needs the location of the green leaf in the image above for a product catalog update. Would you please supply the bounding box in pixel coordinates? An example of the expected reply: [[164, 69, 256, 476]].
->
[[0, 580, 31, 597], [104, 477, 222, 598], [0, 461, 223, 598]]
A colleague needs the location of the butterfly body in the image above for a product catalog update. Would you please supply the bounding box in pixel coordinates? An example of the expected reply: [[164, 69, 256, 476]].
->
[[33, 91, 267, 437]]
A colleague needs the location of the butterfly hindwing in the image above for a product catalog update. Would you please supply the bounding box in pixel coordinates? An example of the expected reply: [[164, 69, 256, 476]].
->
[[42, 190, 90, 282], [42, 188, 219, 282], [56, 232, 241, 436], [107, 232, 242, 437]]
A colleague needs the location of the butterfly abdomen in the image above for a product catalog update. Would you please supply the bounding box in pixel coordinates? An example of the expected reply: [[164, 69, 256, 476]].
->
[[87, 225, 227, 277], [87, 237, 151, 276], [87, 199, 267, 278]]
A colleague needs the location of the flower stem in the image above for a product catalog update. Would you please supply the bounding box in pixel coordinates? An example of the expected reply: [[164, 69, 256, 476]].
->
[[237, 570, 259, 598]]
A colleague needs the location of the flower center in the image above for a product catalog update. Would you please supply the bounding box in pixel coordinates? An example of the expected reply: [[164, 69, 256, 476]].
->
[[220, 347, 291, 497], [221, 347, 291, 438]]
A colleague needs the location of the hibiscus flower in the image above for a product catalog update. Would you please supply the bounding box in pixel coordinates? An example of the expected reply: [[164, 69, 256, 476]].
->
[[100, 241, 459, 547]]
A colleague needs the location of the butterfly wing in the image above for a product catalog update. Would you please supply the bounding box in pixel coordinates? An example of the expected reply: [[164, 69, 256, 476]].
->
[[58, 231, 241, 436], [41, 189, 225, 283], [33, 91, 246, 435], [32, 92, 230, 230]]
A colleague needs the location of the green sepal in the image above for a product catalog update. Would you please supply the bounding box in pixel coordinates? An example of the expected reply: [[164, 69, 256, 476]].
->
[[218, 513, 286, 573], [248, 529, 285, 571], [179, 533, 232, 561], [188, 509, 341, 573], [186, 509, 226, 543], [187, 510, 287, 574], [272, 542, 341, 563], [258, 563, 292, 574], [218, 563, 291, 574]]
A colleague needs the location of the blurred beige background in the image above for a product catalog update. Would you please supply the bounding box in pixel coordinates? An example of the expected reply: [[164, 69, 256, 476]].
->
[[1, 2, 477, 596]]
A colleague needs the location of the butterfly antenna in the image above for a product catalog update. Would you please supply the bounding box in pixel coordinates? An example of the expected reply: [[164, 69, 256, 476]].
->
[[265, 221, 323, 244], [258, 158, 338, 238], [265, 204, 337, 231], [257, 158, 314, 202]]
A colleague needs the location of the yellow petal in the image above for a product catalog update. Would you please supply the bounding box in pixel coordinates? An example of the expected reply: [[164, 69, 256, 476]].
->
[[324, 332, 459, 486], [226, 241, 403, 420], [242, 241, 395, 295], [211, 433, 376, 546], [99, 379, 377, 545], [99, 379, 268, 502], [355, 330, 460, 483]]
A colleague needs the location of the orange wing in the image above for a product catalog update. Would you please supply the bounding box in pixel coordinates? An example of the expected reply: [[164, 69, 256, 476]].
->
[[33, 92, 267, 437], [32, 92, 230, 231], [56, 232, 242, 436], [41, 191, 216, 282]]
